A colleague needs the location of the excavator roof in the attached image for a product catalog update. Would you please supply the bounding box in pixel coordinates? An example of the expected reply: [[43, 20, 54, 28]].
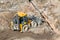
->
[[17, 12, 27, 17]]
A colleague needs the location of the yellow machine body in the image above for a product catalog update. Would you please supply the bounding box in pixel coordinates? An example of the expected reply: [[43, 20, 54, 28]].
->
[[17, 12, 28, 32], [17, 12, 27, 17], [11, 12, 31, 32]]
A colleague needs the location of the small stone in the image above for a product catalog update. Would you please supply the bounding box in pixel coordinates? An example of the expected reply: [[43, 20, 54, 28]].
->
[[0, 1, 4, 3]]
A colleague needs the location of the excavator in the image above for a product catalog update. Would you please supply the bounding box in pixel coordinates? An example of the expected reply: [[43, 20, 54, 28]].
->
[[10, 11, 43, 32], [11, 12, 31, 32], [10, 0, 60, 34], [10, 0, 44, 32]]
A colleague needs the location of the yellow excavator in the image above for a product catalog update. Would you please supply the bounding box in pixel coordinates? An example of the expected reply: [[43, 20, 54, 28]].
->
[[10, 11, 43, 32], [10, 12, 33, 32], [10, 0, 44, 32]]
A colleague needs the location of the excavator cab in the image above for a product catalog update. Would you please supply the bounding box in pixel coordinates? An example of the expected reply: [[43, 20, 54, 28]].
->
[[10, 12, 31, 32]]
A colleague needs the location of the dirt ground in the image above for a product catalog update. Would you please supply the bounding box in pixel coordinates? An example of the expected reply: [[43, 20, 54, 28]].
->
[[0, 0, 60, 40], [0, 30, 55, 40]]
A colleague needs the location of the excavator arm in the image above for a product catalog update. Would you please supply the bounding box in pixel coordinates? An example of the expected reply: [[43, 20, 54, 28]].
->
[[29, 0, 54, 31]]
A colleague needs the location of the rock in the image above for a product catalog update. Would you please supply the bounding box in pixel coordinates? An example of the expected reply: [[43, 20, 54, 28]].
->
[[0, 1, 4, 3]]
